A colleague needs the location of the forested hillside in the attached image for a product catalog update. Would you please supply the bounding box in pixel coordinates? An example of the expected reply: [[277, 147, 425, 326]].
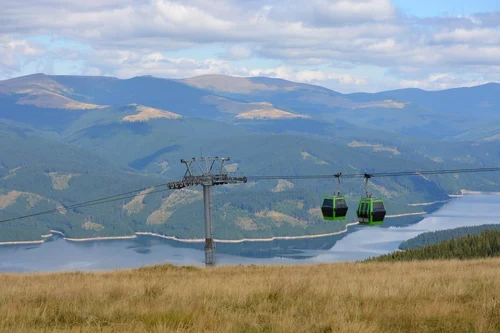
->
[[1, 74, 500, 243], [400, 224, 500, 250], [369, 230, 500, 262]]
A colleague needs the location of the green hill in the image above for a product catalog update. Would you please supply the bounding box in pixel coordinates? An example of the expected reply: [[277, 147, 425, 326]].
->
[[399, 224, 500, 250], [1, 73, 500, 243], [0, 121, 164, 241], [368, 230, 500, 262], [0, 120, 444, 242]]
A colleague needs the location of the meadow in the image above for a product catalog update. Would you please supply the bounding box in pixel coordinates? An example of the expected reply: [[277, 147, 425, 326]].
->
[[1, 260, 500, 332]]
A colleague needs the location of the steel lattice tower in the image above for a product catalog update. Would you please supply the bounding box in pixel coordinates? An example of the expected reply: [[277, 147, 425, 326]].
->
[[167, 157, 247, 266]]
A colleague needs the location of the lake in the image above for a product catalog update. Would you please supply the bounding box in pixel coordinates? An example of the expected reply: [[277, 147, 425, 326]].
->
[[1, 194, 499, 272]]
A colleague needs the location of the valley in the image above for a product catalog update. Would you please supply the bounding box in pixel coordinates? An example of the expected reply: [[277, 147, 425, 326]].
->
[[3, 1, 500, 332], [0, 74, 499, 243]]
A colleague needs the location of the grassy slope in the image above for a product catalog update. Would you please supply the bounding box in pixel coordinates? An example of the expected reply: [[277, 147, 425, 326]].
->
[[1, 260, 500, 332]]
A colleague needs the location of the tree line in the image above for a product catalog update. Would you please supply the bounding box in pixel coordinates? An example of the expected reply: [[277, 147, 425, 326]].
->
[[399, 224, 500, 250], [368, 230, 500, 262]]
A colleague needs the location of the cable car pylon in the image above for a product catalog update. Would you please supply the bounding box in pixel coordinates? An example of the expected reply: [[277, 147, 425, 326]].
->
[[166, 157, 247, 267]]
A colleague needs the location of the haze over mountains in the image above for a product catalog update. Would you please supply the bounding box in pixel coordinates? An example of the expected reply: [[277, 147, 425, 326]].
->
[[0, 73, 499, 242]]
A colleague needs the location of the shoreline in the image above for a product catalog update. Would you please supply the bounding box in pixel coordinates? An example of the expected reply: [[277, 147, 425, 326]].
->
[[49, 230, 65, 237], [64, 235, 137, 242], [408, 200, 450, 207], [0, 240, 44, 246], [0, 202, 449, 246], [386, 211, 426, 218], [51, 230, 137, 242], [461, 190, 500, 195], [0, 222, 362, 246], [136, 222, 361, 244]]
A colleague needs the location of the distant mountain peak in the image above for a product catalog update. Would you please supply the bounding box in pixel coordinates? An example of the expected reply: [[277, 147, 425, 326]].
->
[[183, 74, 281, 94], [183, 74, 346, 97], [0, 74, 107, 110]]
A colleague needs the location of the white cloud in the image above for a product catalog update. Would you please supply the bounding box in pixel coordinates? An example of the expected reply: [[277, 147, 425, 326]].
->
[[73, 49, 369, 91], [433, 28, 500, 45], [82, 50, 236, 78], [0, 0, 499, 91], [268, 0, 396, 26], [400, 73, 490, 90], [0, 36, 45, 77], [247, 66, 368, 90], [228, 45, 252, 60]]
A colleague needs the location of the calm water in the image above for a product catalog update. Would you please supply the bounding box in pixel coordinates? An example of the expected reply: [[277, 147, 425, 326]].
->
[[1, 195, 499, 272]]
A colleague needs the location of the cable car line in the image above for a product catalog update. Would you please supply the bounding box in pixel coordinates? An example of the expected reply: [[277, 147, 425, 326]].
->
[[249, 167, 500, 226], [0, 166, 499, 225], [247, 167, 500, 180], [0, 188, 167, 224]]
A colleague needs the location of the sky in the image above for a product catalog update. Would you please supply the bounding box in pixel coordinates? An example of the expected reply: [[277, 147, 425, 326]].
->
[[1, 0, 499, 93]]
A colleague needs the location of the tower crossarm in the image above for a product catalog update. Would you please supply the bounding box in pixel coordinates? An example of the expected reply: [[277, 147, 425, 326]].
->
[[166, 175, 247, 189], [167, 157, 247, 190]]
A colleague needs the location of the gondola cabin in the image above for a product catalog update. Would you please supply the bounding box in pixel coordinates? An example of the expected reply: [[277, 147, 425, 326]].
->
[[321, 195, 348, 221], [356, 197, 386, 225]]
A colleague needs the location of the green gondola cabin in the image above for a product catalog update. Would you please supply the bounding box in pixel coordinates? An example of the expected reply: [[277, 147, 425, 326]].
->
[[356, 197, 386, 225], [321, 195, 348, 221]]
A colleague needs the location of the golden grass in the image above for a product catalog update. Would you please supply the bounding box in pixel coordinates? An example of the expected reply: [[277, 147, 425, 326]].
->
[[308, 207, 323, 219], [46, 172, 78, 190], [271, 179, 295, 193], [184, 75, 277, 93], [301, 152, 329, 165], [0, 190, 22, 209], [2, 166, 21, 180], [16, 90, 106, 110], [255, 210, 307, 227], [235, 217, 260, 231], [484, 134, 500, 142], [202, 95, 309, 120], [82, 221, 105, 231], [122, 104, 182, 122], [352, 99, 406, 109], [123, 188, 155, 215], [147, 189, 202, 225], [0, 190, 66, 215], [1, 259, 500, 332], [236, 108, 310, 120], [348, 140, 401, 156]]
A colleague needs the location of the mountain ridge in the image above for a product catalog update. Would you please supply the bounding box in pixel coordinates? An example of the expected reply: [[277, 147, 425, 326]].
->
[[3, 73, 498, 95], [1, 73, 500, 243]]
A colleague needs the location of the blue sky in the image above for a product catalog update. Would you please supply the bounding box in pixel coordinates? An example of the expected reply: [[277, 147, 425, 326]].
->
[[393, 0, 499, 17], [1, 0, 499, 92]]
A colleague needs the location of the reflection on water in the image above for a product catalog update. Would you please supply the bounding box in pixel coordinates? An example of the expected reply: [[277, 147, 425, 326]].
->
[[0, 195, 499, 272], [312, 194, 500, 263]]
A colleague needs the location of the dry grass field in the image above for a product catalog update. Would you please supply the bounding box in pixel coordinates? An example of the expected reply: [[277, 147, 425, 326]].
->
[[1, 259, 500, 332]]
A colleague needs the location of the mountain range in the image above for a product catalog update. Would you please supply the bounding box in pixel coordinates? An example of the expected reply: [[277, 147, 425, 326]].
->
[[0, 73, 499, 242]]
